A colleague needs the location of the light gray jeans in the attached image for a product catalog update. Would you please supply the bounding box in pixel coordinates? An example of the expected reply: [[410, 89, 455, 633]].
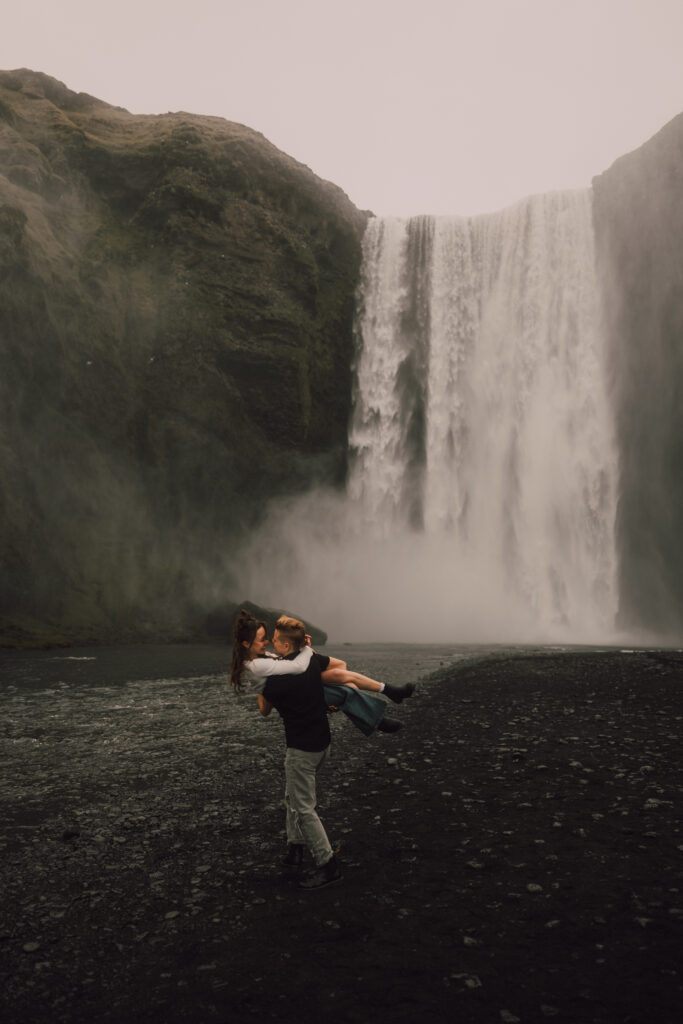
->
[[284, 745, 333, 867]]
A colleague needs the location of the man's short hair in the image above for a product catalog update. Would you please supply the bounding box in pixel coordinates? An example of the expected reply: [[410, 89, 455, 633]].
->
[[275, 614, 306, 650]]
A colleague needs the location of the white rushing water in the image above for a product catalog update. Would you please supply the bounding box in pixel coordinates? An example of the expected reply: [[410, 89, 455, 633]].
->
[[245, 191, 620, 643]]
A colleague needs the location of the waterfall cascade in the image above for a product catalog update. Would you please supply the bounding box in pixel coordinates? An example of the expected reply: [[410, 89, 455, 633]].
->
[[247, 190, 620, 642]]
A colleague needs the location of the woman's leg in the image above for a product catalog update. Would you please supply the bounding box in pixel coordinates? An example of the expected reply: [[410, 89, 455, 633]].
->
[[323, 667, 416, 703], [323, 666, 383, 692]]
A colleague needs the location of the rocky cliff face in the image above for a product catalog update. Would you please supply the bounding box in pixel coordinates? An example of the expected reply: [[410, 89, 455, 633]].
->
[[593, 114, 683, 639], [0, 70, 368, 646]]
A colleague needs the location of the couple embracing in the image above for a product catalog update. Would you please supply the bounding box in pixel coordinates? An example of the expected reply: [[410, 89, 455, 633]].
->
[[230, 610, 415, 891]]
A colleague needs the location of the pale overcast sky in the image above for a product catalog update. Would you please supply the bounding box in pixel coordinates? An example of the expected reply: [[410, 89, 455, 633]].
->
[[3, 0, 683, 216]]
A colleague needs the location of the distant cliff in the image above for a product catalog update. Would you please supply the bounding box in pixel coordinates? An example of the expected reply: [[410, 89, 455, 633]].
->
[[593, 113, 683, 640], [0, 69, 368, 647]]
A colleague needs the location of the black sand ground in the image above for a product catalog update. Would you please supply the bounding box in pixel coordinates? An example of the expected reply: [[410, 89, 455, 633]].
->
[[1, 648, 682, 1023]]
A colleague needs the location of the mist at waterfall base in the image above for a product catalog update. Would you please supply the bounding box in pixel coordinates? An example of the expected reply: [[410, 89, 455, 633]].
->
[[242, 490, 594, 644], [242, 190, 624, 646]]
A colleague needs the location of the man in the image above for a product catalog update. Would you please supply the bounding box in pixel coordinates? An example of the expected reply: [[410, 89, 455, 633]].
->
[[258, 619, 343, 891]]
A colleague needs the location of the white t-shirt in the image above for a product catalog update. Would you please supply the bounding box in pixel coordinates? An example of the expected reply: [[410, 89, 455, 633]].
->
[[243, 645, 314, 690]]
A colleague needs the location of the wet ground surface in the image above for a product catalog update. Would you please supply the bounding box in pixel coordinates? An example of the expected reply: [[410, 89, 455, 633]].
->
[[1, 645, 682, 1023]]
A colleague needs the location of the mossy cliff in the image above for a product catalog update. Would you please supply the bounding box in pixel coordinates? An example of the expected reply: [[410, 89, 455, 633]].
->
[[0, 70, 368, 646], [593, 114, 683, 640]]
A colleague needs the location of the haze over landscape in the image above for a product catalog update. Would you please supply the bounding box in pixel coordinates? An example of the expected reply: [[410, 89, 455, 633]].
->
[[3, 0, 683, 216]]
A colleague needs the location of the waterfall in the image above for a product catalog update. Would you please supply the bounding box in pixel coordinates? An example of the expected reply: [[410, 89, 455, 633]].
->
[[245, 190, 620, 643]]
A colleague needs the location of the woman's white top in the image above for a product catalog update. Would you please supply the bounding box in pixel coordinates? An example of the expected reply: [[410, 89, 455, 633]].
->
[[244, 645, 314, 680]]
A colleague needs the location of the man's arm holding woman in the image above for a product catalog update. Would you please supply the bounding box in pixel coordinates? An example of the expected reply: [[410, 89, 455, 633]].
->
[[246, 644, 314, 679]]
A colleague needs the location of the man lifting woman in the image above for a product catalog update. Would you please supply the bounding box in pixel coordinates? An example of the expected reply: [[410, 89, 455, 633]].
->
[[229, 609, 416, 889], [230, 609, 415, 736]]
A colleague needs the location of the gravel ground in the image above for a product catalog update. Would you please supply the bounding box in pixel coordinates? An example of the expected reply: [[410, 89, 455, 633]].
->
[[1, 646, 682, 1023]]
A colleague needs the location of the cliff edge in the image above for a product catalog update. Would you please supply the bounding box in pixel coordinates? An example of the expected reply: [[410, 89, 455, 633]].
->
[[593, 112, 683, 638]]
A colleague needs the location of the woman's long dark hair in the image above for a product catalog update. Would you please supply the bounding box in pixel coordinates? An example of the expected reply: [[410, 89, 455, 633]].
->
[[230, 609, 266, 693]]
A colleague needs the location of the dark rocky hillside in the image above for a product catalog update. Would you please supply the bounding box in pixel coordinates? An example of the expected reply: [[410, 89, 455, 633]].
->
[[0, 69, 368, 647], [593, 114, 683, 639]]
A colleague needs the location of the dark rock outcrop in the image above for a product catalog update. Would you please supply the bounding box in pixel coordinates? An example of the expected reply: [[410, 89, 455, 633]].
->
[[207, 599, 327, 647], [593, 114, 683, 639], [0, 69, 368, 647]]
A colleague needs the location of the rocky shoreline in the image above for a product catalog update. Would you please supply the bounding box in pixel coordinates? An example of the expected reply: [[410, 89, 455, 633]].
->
[[1, 647, 682, 1023]]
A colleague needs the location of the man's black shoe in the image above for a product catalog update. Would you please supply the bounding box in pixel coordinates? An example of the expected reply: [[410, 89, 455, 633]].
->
[[384, 683, 416, 704], [281, 843, 305, 867], [377, 716, 402, 733], [298, 855, 342, 890]]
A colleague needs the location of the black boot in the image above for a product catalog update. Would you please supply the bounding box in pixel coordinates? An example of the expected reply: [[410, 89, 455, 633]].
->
[[281, 843, 305, 867], [383, 683, 416, 704], [377, 716, 402, 733], [298, 854, 342, 890]]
